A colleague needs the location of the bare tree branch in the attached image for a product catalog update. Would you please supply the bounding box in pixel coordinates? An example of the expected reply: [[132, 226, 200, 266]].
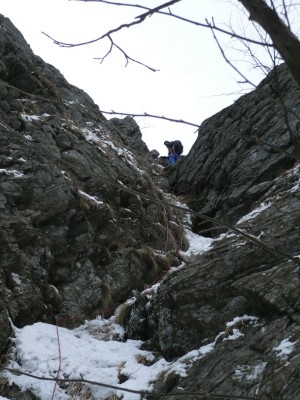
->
[[42, 1, 182, 71], [55, 0, 300, 95], [71, 0, 147, 8], [0, 365, 259, 400], [282, 0, 292, 28], [240, 19, 277, 75], [44, 0, 181, 48], [239, 0, 300, 88], [103, 109, 200, 128], [207, 17, 256, 87], [227, 3, 279, 75], [71, 0, 275, 48], [101, 109, 300, 161], [93, 35, 159, 71], [47, 1, 274, 53], [135, 0, 182, 20]]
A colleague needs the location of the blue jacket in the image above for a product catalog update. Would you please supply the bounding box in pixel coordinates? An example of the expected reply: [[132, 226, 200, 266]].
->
[[168, 151, 180, 165]]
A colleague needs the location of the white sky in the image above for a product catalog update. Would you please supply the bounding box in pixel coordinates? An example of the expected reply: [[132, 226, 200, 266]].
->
[[1, 0, 270, 155]]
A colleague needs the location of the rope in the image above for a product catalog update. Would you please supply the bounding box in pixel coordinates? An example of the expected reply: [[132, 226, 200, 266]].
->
[[51, 317, 62, 400]]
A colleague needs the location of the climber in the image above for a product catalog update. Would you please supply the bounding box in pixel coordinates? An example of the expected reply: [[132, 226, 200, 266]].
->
[[164, 140, 183, 165]]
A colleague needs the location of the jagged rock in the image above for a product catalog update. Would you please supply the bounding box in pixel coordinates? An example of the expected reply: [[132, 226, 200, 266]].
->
[[168, 63, 300, 237], [142, 66, 300, 398], [107, 116, 150, 159], [148, 187, 300, 356], [149, 149, 159, 159], [0, 13, 186, 349]]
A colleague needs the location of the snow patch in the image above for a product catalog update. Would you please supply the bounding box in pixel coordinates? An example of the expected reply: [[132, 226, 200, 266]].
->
[[274, 338, 296, 359], [78, 190, 104, 205], [237, 202, 271, 224], [180, 229, 214, 259], [0, 168, 24, 178]]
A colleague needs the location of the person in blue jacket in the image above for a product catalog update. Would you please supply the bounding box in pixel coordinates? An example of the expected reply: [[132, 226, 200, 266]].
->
[[164, 140, 183, 165]]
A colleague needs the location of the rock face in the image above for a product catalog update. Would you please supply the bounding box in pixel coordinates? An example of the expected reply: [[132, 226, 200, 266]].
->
[[144, 64, 300, 398], [169, 63, 300, 237], [1, 13, 300, 400], [0, 13, 186, 342]]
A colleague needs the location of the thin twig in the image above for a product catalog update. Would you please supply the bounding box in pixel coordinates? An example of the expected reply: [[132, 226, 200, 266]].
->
[[41, 0, 276, 76], [75, 0, 275, 48], [100, 109, 300, 161], [94, 35, 159, 71], [70, 0, 148, 8], [0, 365, 259, 399], [208, 17, 256, 87], [42, 2, 182, 71], [102, 109, 200, 128], [282, 0, 291, 28], [42, 1, 181, 48], [135, 0, 182, 20]]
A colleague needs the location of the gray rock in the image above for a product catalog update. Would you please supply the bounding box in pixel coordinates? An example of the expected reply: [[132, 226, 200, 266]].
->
[[143, 66, 300, 399], [0, 13, 186, 352], [168, 63, 300, 236]]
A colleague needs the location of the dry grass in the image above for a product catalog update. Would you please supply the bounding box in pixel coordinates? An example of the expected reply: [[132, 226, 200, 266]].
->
[[114, 302, 132, 326], [105, 394, 123, 400], [64, 381, 94, 399]]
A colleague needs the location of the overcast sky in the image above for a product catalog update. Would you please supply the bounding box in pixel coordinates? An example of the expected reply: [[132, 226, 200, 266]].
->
[[2, 0, 270, 155]]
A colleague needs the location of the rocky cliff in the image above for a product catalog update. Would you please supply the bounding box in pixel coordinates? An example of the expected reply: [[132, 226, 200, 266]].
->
[[0, 14, 186, 337], [0, 13, 300, 400], [146, 65, 300, 398]]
